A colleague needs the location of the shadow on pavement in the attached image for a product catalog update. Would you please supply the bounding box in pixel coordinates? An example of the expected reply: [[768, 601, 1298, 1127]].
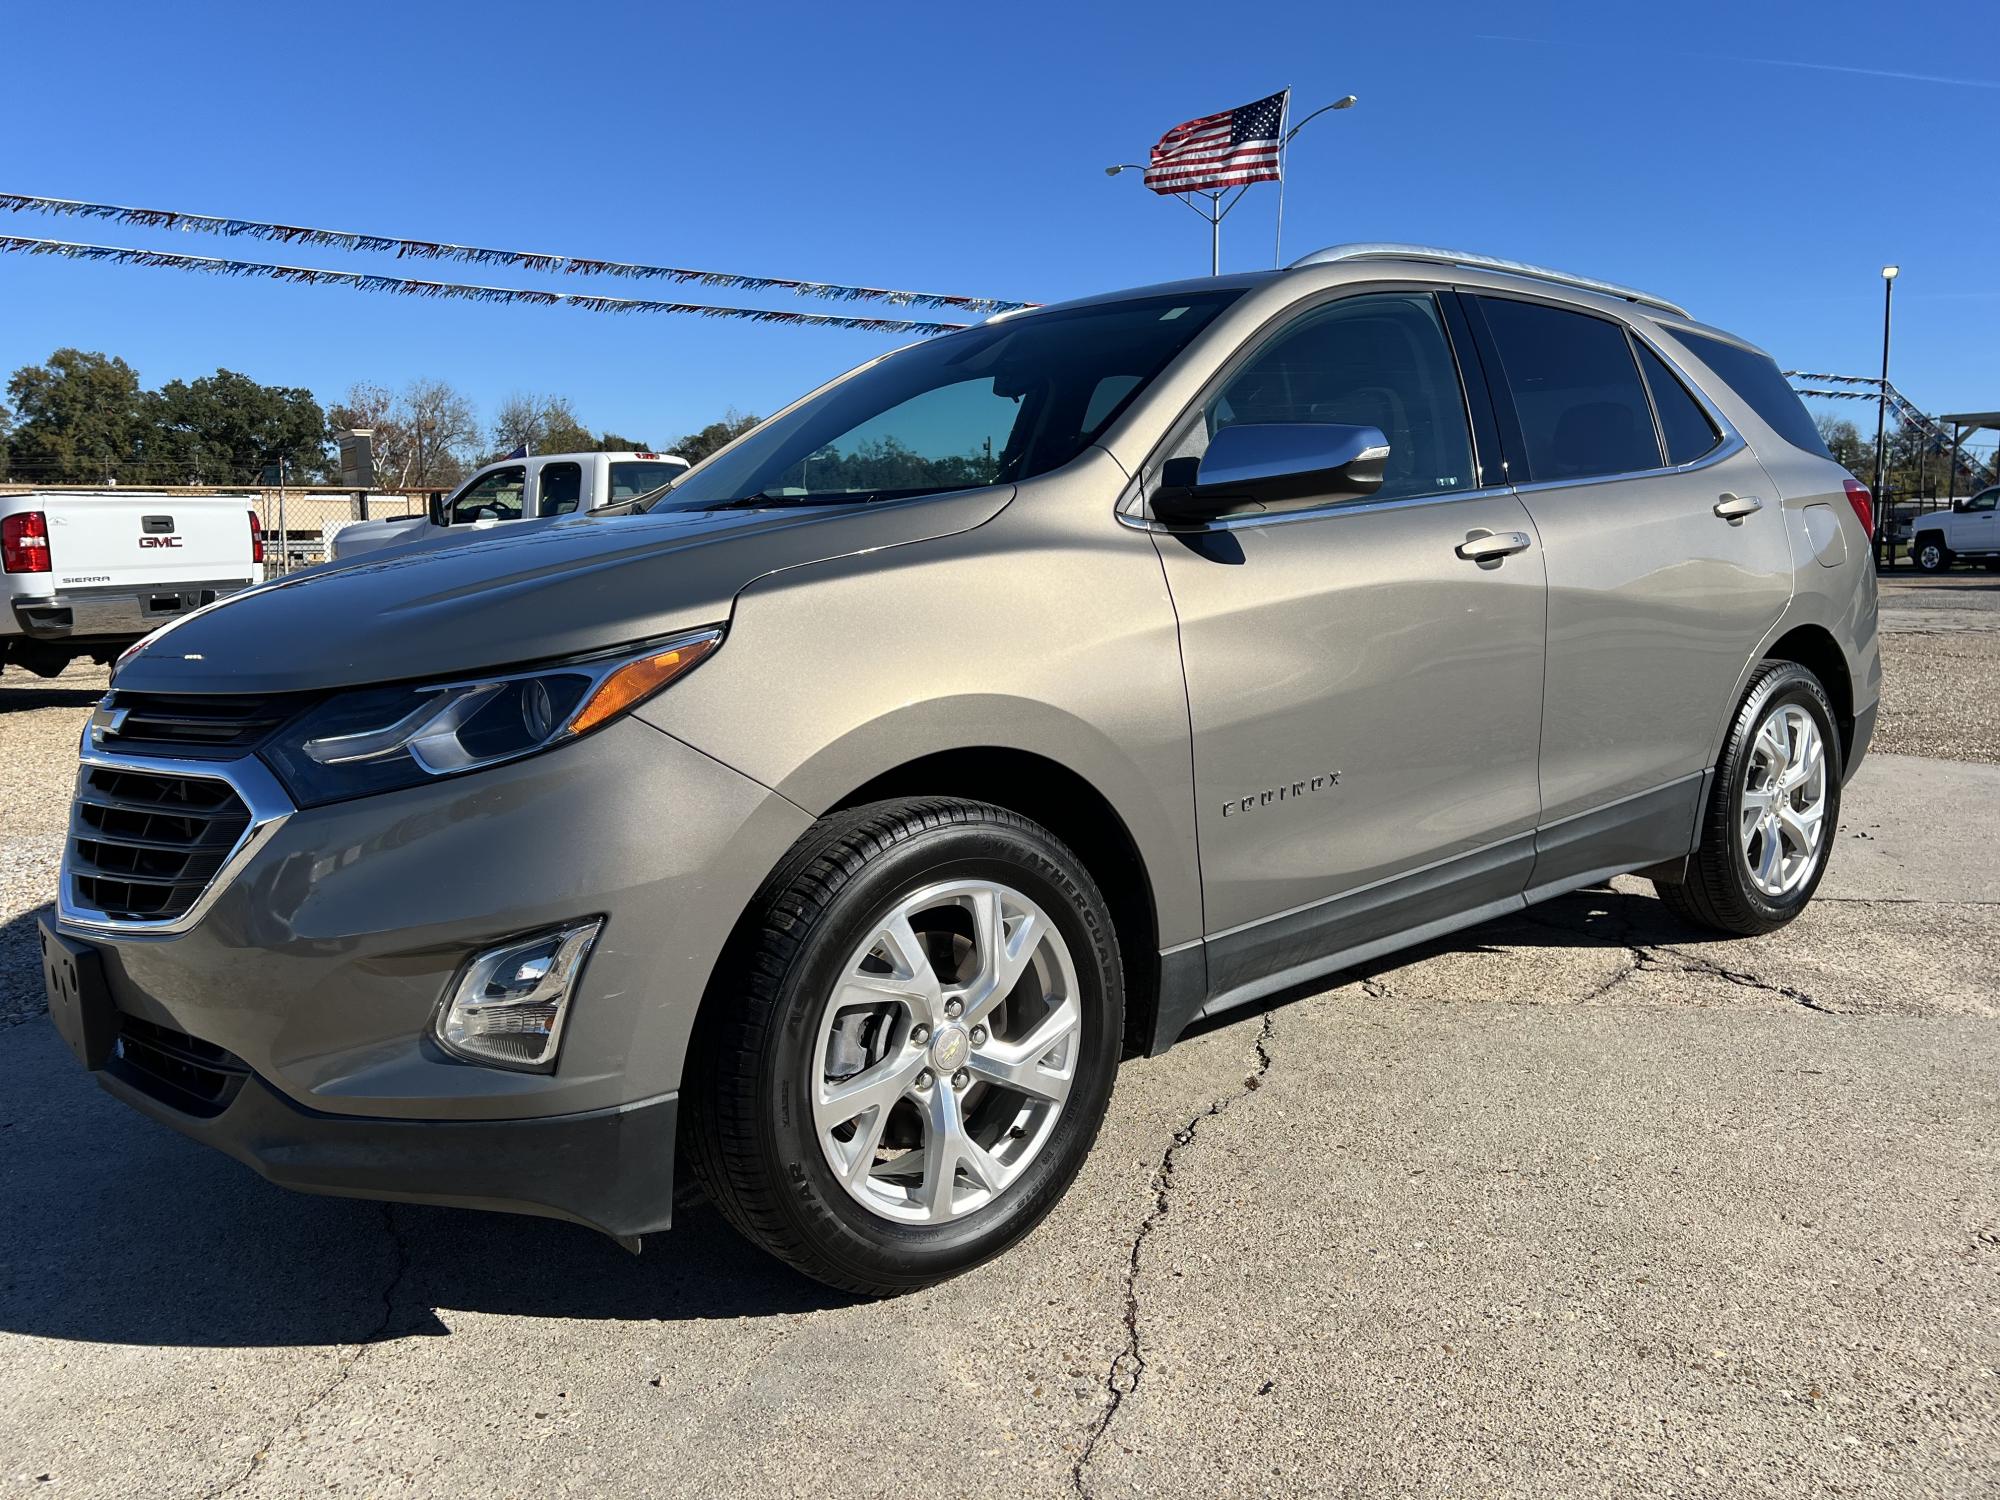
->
[[1179, 880, 1729, 1045], [0, 882, 1715, 1349], [0, 683, 102, 712]]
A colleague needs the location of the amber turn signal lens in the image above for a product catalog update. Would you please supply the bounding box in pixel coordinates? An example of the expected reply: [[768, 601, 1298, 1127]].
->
[[567, 635, 720, 736]]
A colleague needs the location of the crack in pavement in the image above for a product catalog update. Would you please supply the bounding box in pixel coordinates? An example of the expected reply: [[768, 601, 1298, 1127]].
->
[[1071, 1010, 1277, 1499], [209, 1203, 417, 1497], [1519, 912, 1841, 1015]]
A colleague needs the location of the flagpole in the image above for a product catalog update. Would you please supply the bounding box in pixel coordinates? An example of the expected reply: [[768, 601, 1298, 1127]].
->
[[1208, 193, 1221, 275], [1273, 89, 1292, 269]]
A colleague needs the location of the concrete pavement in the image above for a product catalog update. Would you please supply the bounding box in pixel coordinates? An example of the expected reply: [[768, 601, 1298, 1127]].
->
[[1, 741, 1994, 1498]]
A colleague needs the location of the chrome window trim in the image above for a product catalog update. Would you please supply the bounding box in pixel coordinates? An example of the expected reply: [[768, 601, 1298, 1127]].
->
[[1507, 430, 1751, 501], [57, 740, 295, 937]]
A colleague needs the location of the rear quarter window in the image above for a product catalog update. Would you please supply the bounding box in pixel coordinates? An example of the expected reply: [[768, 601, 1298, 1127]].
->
[[1670, 329, 1830, 459]]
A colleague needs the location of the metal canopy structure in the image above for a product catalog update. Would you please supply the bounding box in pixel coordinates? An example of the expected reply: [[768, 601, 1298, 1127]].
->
[[1939, 413, 2000, 497]]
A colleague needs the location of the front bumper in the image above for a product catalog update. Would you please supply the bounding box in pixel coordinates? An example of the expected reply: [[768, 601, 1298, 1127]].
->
[[11, 579, 254, 641], [101, 1055, 678, 1240], [52, 715, 812, 1232]]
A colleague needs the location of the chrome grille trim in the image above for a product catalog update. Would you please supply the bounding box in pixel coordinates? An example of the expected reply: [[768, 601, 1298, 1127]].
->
[[57, 740, 294, 936]]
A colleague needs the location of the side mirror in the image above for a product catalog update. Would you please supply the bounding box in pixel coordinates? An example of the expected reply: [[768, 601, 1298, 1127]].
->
[[1151, 423, 1389, 524], [427, 492, 447, 526]]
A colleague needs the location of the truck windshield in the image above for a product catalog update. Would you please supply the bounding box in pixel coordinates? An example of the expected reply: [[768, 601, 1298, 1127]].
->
[[648, 290, 1243, 510]]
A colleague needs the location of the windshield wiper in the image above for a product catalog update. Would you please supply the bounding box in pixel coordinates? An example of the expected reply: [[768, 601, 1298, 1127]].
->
[[701, 490, 930, 511]]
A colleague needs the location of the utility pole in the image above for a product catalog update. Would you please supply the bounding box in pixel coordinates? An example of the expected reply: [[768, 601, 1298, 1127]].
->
[[1873, 265, 1898, 568]]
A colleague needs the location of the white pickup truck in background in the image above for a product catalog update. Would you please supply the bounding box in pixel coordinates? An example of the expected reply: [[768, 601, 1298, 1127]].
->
[[1890, 485, 2000, 572], [329, 450, 690, 561], [1, 492, 264, 678]]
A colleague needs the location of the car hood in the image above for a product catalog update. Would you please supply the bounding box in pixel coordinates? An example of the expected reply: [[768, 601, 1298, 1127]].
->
[[329, 514, 434, 558], [115, 489, 1014, 694]]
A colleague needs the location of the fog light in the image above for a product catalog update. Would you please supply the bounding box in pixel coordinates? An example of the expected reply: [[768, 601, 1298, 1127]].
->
[[435, 920, 601, 1071]]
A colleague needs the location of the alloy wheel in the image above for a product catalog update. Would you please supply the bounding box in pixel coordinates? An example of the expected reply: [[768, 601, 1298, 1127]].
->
[[810, 879, 1081, 1224], [1738, 703, 1828, 898]]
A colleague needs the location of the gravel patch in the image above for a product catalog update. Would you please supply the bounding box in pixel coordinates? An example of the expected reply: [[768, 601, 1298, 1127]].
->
[[0, 662, 106, 1029]]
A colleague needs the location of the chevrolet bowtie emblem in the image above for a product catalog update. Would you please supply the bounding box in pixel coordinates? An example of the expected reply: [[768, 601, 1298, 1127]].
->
[[88, 703, 131, 747]]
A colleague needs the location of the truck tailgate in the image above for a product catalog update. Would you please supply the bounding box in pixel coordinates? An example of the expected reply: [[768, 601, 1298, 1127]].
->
[[44, 496, 256, 590]]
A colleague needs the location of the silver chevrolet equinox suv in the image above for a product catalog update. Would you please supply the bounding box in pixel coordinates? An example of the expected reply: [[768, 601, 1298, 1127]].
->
[[43, 245, 1880, 1294]]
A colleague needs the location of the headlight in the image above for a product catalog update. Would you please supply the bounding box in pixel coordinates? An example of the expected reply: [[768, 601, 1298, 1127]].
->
[[262, 628, 721, 807]]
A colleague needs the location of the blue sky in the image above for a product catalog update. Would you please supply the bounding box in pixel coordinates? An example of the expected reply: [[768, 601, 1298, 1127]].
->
[[4, 0, 1995, 457]]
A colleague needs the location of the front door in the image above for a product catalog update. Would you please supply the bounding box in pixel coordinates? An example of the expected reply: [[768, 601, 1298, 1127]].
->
[[1465, 293, 1793, 886], [1149, 290, 1548, 1004]]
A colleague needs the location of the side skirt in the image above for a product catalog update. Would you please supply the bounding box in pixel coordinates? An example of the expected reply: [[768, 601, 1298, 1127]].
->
[[1146, 775, 1706, 1052]]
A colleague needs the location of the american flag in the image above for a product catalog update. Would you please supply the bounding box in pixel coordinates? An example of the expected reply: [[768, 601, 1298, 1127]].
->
[[1144, 89, 1290, 196]]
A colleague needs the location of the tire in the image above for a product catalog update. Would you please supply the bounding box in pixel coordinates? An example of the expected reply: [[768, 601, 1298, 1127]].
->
[[1655, 661, 1843, 936], [1913, 534, 1952, 573], [685, 798, 1124, 1295]]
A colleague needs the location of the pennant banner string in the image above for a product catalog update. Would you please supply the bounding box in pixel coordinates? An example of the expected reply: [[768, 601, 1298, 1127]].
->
[[0, 236, 973, 335], [0, 192, 1033, 314]]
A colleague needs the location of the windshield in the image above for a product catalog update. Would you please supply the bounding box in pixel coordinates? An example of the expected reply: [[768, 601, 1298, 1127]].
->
[[649, 289, 1243, 510]]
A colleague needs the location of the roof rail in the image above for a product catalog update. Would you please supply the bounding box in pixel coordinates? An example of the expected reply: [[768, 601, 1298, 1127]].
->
[[1287, 243, 1689, 317]]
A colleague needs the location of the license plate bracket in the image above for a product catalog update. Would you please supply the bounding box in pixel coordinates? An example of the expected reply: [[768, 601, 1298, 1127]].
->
[[41, 919, 117, 1069]]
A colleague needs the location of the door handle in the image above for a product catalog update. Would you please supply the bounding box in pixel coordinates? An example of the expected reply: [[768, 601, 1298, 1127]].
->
[[1714, 493, 1763, 521], [1455, 530, 1532, 563]]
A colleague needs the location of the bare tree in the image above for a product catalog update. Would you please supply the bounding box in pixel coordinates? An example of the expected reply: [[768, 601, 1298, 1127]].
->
[[489, 392, 594, 459], [331, 379, 479, 488]]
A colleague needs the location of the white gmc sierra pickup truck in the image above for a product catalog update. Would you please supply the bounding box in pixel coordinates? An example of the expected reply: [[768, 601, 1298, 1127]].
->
[[1, 492, 264, 677]]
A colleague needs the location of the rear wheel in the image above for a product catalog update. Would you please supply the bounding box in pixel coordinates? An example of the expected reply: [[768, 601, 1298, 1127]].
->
[[1913, 534, 1952, 573], [685, 799, 1123, 1295], [1655, 661, 1841, 936]]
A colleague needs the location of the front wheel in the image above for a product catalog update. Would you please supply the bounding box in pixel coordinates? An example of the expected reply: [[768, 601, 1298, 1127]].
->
[[1655, 661, 1842, 936], [1913, 535, 1952, 573], [685, 798, 1123, 1295]]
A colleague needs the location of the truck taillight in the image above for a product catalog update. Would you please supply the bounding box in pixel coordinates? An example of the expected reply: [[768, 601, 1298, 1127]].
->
[[248, 509, 265, 565], [2, 510, 51, 573], [1843, 478, 1874, 538]]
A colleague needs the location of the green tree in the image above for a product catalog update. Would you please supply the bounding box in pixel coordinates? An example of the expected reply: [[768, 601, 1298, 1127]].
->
[[598, 431, 651, 452], [671, 408, 761, 464], [142, 368, 332, 484], [5, 349, 147, 484], [0, 402, 10, 480]]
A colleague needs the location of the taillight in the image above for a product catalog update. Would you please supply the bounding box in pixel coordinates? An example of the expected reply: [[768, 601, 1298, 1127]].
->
[[2, 510, 51, 573], [248, 509, 265, 565], [1843, 478, 1874, 538]]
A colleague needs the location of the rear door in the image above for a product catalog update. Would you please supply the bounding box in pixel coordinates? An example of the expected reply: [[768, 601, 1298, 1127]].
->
[[1955, 487, 2000, 554], [43, 496, 255, 590], [1150, 289, 1547, 999], [1464, 293, 1792, 887]]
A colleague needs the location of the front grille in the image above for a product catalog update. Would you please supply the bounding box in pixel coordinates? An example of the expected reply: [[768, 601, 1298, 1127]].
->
[[109, 1014, 249, 1118], [102, 690, 306, 755], [70, 766, 252, 921]]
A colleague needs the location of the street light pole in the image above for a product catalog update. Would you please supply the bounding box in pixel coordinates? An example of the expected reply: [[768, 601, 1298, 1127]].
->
[[1105, 163, 1240, 274], [1273, 93, 1356, 267], [1873, 264, 1898, 567]]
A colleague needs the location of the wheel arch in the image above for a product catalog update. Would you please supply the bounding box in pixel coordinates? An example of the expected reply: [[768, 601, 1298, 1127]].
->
[[827, 748, 1167, 1058], [1761, 623, 1857, 764]]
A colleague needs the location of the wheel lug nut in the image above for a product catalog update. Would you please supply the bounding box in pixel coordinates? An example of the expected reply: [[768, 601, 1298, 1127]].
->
[[952, 1070, 970, 1090], [910, 1025, 930, 1045], [969, 1025, 987, 1046], [915, 1070, 934, 1090], [944, 998, 964, 1019]]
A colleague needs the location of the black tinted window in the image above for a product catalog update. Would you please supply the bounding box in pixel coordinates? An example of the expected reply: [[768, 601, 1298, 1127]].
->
[[538, 461, 583, 516], [1671, 329, 1829, 458], [1477, 297, 1661, 481], [1206, 292, 1474, 501], [1636, 344, 1720, 465]]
